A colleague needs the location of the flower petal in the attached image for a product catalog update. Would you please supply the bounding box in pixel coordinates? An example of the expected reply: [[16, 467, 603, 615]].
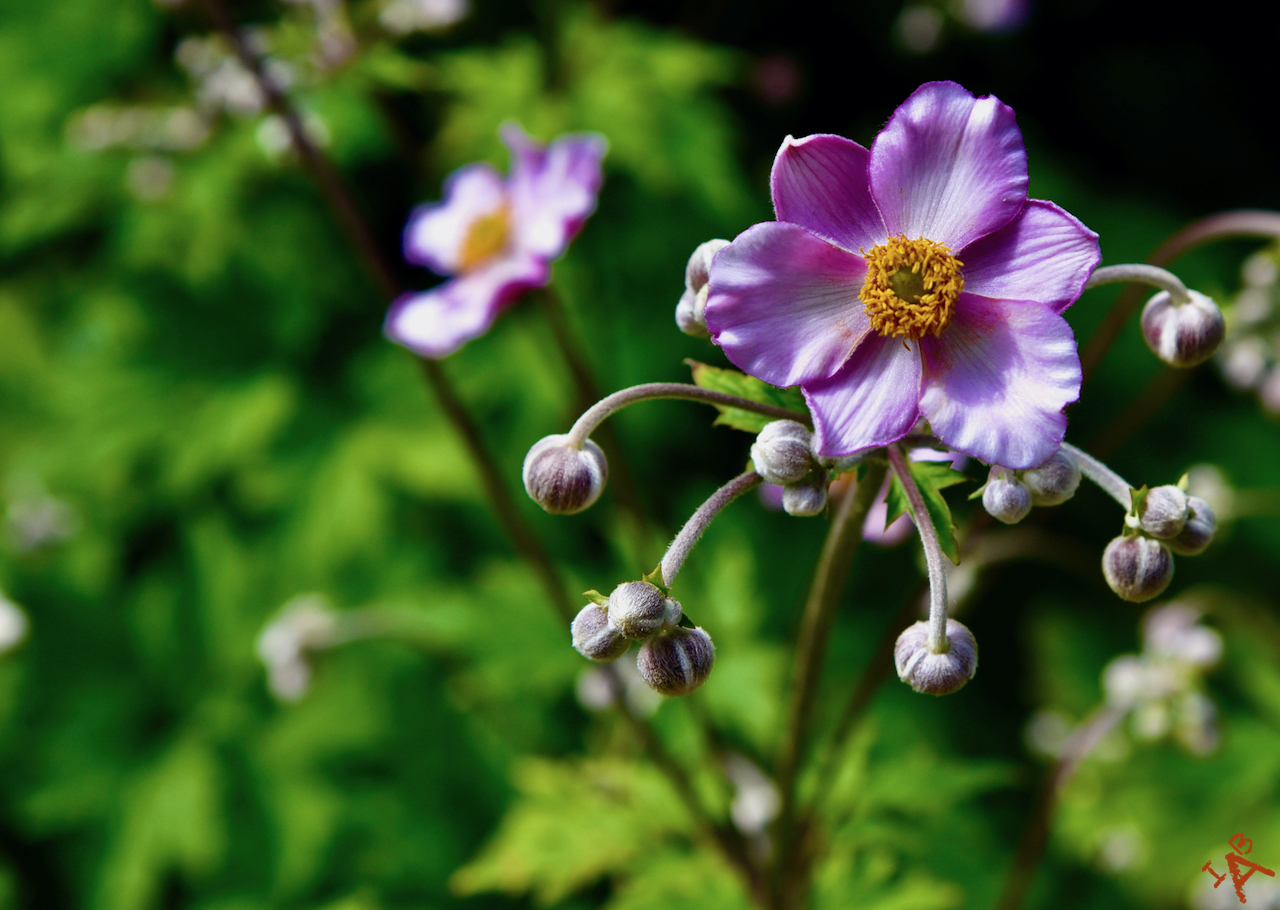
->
[[919, 293, 1081, 469], [770, 134, 886, 253], [804, 335, 922, 456], [504, 123, 607, 260], [403, 163, 507, 274], [705, 222, 870, 388], [871, 81, 1028, 251], [960, 200, 1101, 314], [384, 254, 548, 358]]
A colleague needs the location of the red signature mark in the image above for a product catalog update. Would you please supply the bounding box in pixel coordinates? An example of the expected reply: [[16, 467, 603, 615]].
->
[[1202, 833, 1276, 903]]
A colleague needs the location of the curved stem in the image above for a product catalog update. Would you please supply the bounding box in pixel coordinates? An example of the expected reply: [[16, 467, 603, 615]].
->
[[887, 446, 949, 653], [1060, 442, 1131, 509], [567, 383, 810, 449], [1083, 263, 1190, 303], [661, 471, 764, 588]]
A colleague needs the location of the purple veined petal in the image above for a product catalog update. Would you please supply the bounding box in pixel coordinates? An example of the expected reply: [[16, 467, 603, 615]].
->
[[503, 123, 607, 260], [404, 163, 508, 274], [919, 293, 1081, 470], [705, 222, 871, 388], [960, 200, 1101, 314], [871, 81, 1028, 252], [384, 253, 549, 358], [803, 334, 923, 456], [770, 134, 886, 254]]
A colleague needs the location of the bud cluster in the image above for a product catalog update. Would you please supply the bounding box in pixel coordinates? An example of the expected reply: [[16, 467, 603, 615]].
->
[[1216, 246, 1280, 413], [1102, 482, 1217, 602], [675, 239, 731, 337], [980, 448, 1081, 524], [751, 420, 829, 517]]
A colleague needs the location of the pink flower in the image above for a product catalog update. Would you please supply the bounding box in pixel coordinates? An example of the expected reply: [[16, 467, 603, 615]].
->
[[704, 82, 1100, 469], [385, 124, 606, 358]]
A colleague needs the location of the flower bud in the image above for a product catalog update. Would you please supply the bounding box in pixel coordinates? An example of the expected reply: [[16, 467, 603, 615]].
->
[[675, 239, 731, 337], [1021, 450, 1081, 506], [1140, 289, 1225, 367], [982, 469, 1031, 524], [1168, 495, 1216, 556], [606, 581, 682, 640], [1102, 536, 1174, 602], [637, 626, 715, 696], [782, 477, 828, 517], [571, 604, 630, 663], [750, 420, 814, 485], [894, 619, 978, 696], [522, 434, 608, 515], [1137, 485, 1189, 539]]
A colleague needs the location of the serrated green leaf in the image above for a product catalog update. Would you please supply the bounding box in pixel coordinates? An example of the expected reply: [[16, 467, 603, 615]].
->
[[642, 564, 666, 589], [686, 360, 808, 434], [885, 460, 971, 564]]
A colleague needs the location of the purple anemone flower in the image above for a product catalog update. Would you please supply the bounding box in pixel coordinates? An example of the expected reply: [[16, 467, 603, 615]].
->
[[704, 82, 1100, 469], [385, 124, 607, 359]]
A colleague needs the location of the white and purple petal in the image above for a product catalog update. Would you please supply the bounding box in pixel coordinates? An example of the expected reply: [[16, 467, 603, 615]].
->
[[770, 134, 886, 253], [384, 253, 549, 359], [918, 293, 1081, 469], [403, 163, 508, 274], [706, 222, 870, 388], [503, 123, 607, 260], [959, 200, 1101, 314], [804, 335, 923, 456], [871, 81, 1028, 251]]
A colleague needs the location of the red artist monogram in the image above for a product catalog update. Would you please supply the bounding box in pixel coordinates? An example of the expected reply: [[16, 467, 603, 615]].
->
[[1202, 833, 1276, 903]]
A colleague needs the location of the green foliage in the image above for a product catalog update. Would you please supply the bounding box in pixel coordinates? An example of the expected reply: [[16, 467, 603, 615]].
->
[[885, 460, 971, 564], [686, 360, 809, 434]]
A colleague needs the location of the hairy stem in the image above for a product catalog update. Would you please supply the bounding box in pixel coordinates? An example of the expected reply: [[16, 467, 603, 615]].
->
[[887, 445, 949, 652], [1083, 263, 1190, 303], [1060, 442, 1131, 509], [662, 471, 764, 588]]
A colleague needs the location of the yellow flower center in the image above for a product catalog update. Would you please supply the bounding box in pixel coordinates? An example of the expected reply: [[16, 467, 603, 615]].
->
[[457, 208, 510, 271], [859, 235, 964, 341]]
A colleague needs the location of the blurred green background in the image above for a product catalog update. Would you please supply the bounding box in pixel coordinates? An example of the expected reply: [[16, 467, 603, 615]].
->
[[2, 1, 1279, 908]]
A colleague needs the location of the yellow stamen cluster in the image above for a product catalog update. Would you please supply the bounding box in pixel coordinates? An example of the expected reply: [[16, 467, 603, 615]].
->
[[458, 208, 511, 271], [859, 234, 964, 341]]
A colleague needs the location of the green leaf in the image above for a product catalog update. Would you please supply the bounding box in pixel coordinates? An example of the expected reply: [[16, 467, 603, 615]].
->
[[686, 360, 808, 434], [642, 564, 666, 590], [583, 589, 610, 606], [885, 460, 971, 564]]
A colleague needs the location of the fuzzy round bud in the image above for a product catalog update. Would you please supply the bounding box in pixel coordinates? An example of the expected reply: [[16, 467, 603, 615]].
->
[[1021, 450, 1081, 506], [982, 470, 1031, 524], [782, 477, 829, 517], [1102, 536, 1174, 603], [894, 619, 978, 696], [522, 434, 608, 515], [1140, 289, 1225, 367], [637, 626, 715, 696], [1168, 495, 1216, 556], [1138, 485, 1190, 539], [750, 420, 814, 485], [607, 581, 682, 640], [571, 604, 630, 663], [675, 239, 731, 337]]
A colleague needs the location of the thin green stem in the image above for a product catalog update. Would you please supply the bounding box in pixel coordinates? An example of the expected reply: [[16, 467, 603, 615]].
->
[[887, 446, 949, 653], [661, 471, 764, 588], [1059, 442, 1131, 509]]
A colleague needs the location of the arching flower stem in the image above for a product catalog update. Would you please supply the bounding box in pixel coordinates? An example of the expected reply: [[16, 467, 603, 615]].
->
[[566, 383, 811, 449], [661, 471, 764, 588], [887, 445, 949, 653], [1083, 263, 1190, 304], [1059, 442, 1131, 509]]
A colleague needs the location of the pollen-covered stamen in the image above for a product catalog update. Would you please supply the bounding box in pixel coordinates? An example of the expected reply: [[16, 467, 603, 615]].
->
[[860, 235, 964, 341], [457, 208, 510, 271]]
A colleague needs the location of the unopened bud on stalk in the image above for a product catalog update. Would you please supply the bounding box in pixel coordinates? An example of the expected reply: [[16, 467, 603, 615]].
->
[[1021, 450, 1081, 506], [894, 619, 978, 696], [675, 239, 731, 336], [1140, 289, 1225, 367], [1103, 535, 1174, 602], [982, 469, 1031, 524], [750, 420, 814, 485], [522, 434, 608, 515], [1137, 485, 1190, 539], [637, 626, 715, 695], [607, 581, 682, 640], [782, 476, 829, 517], [1168, 496, 1217, 555], [571, 604, 630, 662]]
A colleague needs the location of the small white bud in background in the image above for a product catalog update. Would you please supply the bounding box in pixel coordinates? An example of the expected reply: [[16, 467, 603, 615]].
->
[[1021, 449, 1081, 506], [1102, 536, 1174, 603], [571, 604, 630, 662], [894, 619, 978, 695], [675, 239, 730, 337], [256, 594, 338, 701], [1168, 495, 1216, 556], [637, 626, 715, 696], [750, 420, 814, 485], [0, 592, 29, 653], [1137, 485, 1190, 539], [782, 476, 828, 517], [982, 469, 1031, 524], [606, 581, 681, 640], [522, 434, 608, 515], [1140, 289, 1225, 367]]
